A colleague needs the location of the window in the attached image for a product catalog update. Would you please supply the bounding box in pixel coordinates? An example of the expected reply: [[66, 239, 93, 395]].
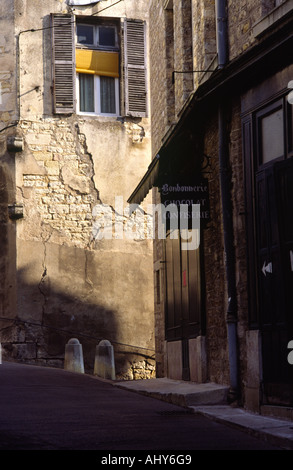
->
[[260, 106, 284, 164], [255, 98, 293, 167], [76, 22, 119, 116], [76, 23, 118, 49], [77, 24, 94, 45], [77, 74, 120, 116], [51, 14, 148, 118]]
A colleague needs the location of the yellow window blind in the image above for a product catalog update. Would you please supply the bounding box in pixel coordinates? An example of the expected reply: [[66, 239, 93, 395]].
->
[[76, 49, 119, 78]]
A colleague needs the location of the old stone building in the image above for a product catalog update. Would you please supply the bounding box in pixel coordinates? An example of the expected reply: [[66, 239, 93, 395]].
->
[[129, 0, 293, 418], [1, 0, 293, 418], [0, 0, 155, 379]]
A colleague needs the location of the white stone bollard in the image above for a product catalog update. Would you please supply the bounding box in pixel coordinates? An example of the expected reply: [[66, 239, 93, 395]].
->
[[64, 338, 84, 374], [94, 339, 115, 380]]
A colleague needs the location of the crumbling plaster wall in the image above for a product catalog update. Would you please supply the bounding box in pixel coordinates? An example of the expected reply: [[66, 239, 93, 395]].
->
[[0, 1, 18, 337], [0, 0, 155, 379]]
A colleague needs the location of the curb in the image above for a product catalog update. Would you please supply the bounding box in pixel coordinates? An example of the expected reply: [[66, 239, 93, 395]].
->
[[190, 406, 293, 450]]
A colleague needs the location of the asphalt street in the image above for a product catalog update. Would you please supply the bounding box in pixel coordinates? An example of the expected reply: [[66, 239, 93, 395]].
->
[[0, 362, 285, 456]]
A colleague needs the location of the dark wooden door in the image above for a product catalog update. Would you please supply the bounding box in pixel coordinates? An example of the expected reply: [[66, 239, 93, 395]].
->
[[254, 101, 293, 405], [256, 163, 293, 404], [165, 230, 202, 380]]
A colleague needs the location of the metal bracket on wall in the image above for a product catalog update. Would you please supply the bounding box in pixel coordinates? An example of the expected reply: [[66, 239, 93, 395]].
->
[[7, 136, 23, 153], [8, 203, 24, 220]]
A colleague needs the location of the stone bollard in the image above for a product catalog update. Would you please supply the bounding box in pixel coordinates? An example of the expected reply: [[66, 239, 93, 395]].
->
[[64, 338, 84, 374], [94, 339, 115, 380]]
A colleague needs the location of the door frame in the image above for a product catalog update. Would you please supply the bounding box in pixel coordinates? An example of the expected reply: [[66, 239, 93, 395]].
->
[[242, 90, 293, 405], [164, 227, 205, 381]]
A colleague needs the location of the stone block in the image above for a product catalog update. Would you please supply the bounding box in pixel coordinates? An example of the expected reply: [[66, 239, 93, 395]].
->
[[94, 339, 116, 380], [246, 329, 261, 388], [64, 338, 84, 374], [167, 340, 182, 380], [189, 336, 207, 383]]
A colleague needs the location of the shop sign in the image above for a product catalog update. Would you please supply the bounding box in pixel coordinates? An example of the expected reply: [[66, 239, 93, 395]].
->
[[159, 179, 210, 226]]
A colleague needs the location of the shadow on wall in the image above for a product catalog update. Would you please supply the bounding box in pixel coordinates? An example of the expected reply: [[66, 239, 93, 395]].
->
[[0, 267, 155, 380], [0, 272, 116, 370], [0, 161, 17, 336], [0, 162, 155, 379]]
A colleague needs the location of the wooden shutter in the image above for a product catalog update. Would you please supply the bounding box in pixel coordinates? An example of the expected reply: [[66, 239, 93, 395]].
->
[[51, 14, 76, 114], [124, 19, 147, 118]]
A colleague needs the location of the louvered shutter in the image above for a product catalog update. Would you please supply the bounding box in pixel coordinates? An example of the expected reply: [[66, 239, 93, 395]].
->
[[51, 14, 76, 114], [124, 19, 147, 118]]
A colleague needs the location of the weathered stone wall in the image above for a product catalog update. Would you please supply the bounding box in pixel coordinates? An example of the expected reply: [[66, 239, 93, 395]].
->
[[227, 0, 262, 60], [0, 1, 18, 339], [152, 186, 166, 378], [173, 0, 194, 115], [0, 1, 17, 127], [200, 114, 229, 385], [17, 118, 97, 248], [149, 0, 173, 156], [0, 0, 155, 380], [147, 0, 170, 373], [191, 0, 217, 87], [149, 0, 217, 155], [229, 99, 249, 399], [148, 0, 255, 387], [202, 99, 248, 387]]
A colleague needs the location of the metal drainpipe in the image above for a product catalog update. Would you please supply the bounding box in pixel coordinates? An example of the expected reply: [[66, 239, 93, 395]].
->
[[216, 0, 228, 69], [216, 0, 239, 401]]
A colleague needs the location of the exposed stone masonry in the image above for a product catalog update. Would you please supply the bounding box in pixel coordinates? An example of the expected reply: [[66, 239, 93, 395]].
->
[[18, 118, 99, 249]]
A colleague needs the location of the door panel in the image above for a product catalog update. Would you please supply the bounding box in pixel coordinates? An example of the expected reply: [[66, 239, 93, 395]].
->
[[165, 230, 202, 379], [165, 234, 182, 340], [243, 95, 293, 405], [256, 159, 293, 405], [275, 158, 293, 334]]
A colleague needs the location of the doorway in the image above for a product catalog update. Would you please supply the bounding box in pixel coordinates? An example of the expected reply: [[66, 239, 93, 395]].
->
[[246, 96, 293, 405], [164, 229, 204, 381]]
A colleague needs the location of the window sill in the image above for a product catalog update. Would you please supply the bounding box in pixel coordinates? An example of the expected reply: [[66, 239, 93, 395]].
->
[[253, 0, 293, 38], [76, 45, 120, 52], [77, 112, 121, 121]]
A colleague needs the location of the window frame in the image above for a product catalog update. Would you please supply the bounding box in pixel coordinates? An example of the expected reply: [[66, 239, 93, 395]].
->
[[76, 22, 119, 51], [51, 14, 147, 118], [76, 20, 120, 117], [255, 99, 285, 168], [76, 73, 120, 117], [255, 96, 293, 169], [242, 90, 293, 329]]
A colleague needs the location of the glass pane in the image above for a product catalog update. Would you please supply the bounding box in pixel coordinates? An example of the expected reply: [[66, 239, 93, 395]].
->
[[77, 24, 94, 45], [79, 74, 95, 112], [99, 27, 116, 47], [261, 108, 284, 164], [100, 76, 116, 114]]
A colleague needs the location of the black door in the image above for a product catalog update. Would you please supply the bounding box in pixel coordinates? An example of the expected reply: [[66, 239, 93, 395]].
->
[[254, 99, 293, 405]]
